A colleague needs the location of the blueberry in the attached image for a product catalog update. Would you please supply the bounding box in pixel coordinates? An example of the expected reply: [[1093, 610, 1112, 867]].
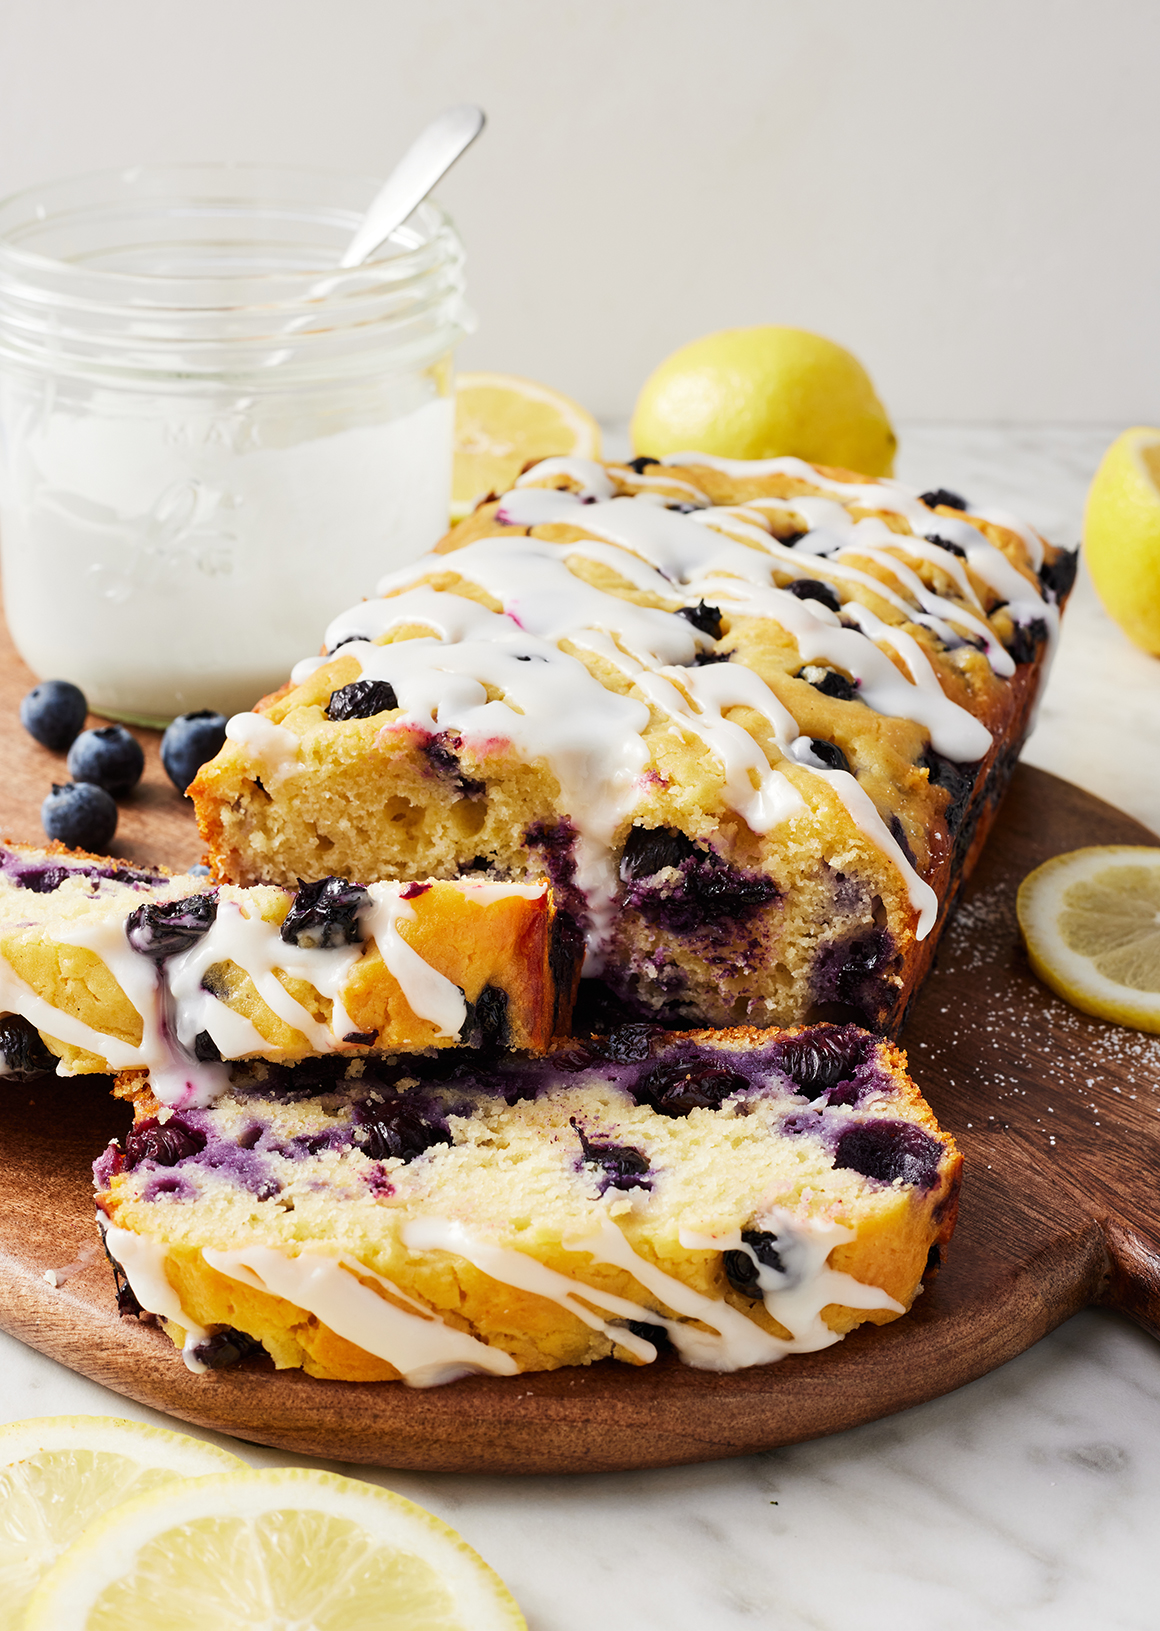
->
[[626, 455, 660, 473], [624, 1318, 671, 1353], [326, 679, 399, 722], [357, 1098, 451, 1163], [1039, 548, 1079, 603], [573, 1119, 652, 1189], [833, 1119, 943, 1189], [621, 825, 695, 879], [802, 667, 858, 703], [723, 1230, 787, 1297], [677, 601, 724, 640], [928, 533, 967, 560], [603, 1023, 656, 1064], [281, 876, 370, 949], [919, 488, 967, 511], [126, 894, 217, 960], [0, 1014, 57, 1078], [1006, 617, 1048, 665], [124, 1115, 206, 1169], [634, 1058, 747, 1118], [786, 579, 841, 614], [459, 984, 510, 1049], [188, 1327, 265, 1369], [160, 710, 228, 795], [67, 726, 144, 796], [41, 782, 117, 851], [774, 1025, 870, 1099], [19, 680, 87, 751], [808, 739, 851, 774]]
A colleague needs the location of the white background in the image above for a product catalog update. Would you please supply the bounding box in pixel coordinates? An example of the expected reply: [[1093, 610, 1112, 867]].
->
[[2, 0, 1158, 424]]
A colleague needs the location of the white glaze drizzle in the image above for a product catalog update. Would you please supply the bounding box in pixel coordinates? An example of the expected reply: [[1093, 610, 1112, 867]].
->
[[202, 1244, 519, 1386], [224, 712, 301, 783], [104, 1211, 903, 1386], [513, 455, 615, 501], [102, 1223, 210, 1373], [2, 879, 535, 1106]]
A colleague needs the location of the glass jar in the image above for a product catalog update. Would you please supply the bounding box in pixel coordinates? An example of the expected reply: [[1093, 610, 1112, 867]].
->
[[0, 164, 470, 725]]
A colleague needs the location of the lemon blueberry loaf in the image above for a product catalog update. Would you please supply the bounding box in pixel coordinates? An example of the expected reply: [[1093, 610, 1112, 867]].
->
[[191, 454, 1076, 1034], [0, 841, 573, 1104], [95, 1022, 960, 1384]]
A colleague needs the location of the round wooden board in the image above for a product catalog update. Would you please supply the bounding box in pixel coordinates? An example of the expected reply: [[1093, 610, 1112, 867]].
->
[[2, 614, 1159, 1473]]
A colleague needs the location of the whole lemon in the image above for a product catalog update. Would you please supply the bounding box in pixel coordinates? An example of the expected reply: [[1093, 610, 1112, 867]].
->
[[1083, 426, 1160, 655], [630, 325, 896, 476]]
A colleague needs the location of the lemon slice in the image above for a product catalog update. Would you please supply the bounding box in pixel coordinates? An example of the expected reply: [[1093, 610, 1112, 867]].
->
[[453, 371, 601, 520], [1017, 845, 1160, 1030], [0, 1415, 246, 1627], [25, 1467, 526, 1631], [1083, 425, 1160, 654]]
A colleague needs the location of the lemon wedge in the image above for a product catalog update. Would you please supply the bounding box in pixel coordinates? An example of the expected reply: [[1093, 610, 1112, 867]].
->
[[630, 325, 896, 477], [1017, 845, 1160, 1031], [0, 1415, 246, 1627], [453, 371, 601, 520], [25, 1467, 526, 1631], [1083, 425, 1160, 654]]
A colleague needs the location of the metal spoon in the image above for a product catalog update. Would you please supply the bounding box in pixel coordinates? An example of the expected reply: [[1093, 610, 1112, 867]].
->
[[340, 104, 486, 269]]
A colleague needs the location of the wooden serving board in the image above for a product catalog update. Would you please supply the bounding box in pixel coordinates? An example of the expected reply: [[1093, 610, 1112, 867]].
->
[[2, 613, 1159, 1474]]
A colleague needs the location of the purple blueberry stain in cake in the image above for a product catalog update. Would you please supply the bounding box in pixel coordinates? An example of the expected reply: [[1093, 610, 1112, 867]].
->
[[140, 1170, 197, 1203], [810, 926, 898, 1030], [126, 893, 218, 960], [833, 1119, 944, 1190], [619, 828, 780, 939], [280, 877, 371, 950], [632, 1057, 748, 1118], [524, 818, 589, 957], [419, 730, 485, 798], [0, 842, 168, 895], [571, 1117, 652, 1193], [354, 1094, 452, 1163], [124, 1116, 206, 1169], [93, 1141, 121, 1188], [771, 1024, 872, 1101]]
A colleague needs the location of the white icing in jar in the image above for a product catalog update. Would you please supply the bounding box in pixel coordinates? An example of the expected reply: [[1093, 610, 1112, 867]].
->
[[0, 166, 472, 725]]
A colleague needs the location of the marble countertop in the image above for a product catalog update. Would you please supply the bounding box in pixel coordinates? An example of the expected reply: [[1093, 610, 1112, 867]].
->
[[3, 425, 1158, 1630]]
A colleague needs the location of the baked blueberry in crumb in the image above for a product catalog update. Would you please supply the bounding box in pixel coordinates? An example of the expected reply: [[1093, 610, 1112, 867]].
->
[[124, 1116, 206, 1169], [1039, 548, 1078, 603], [800, 665, 858, 702], [100, 1234, 144, 1318], [1006, 617, 1047, 665], [621, 826, 695, 879], [0, 1015, 57, 1078], [20, 680, 87, 751], [573, 1119, 652, 1190], [160, 711, 228, 795], [625, 455, 660, 472], [677, 601, 724, 640], [928, 534, 967, 559], [126, 893, 217, 960], [189, 1327, 267, 1369], [624, 1318, 672, 1353], [774, 1025, 870, 1098], [808, 739, 851, 774], [920, 750, 974, 831], [280, 876, 370, 949], [834, 1120, 943, 1188], [634, 1058, 747, 1117], [786, 579, 841, 614], [602, 1023, 656, 1063], [356, 1097, 451, 1163], [723, 1230, 788, 1297], [41, 782, 118, 850], [919, 488, 967, 511], [459, 984, 510, 1050], [67, 725, 144, 796], [326, 678, 399, 721]]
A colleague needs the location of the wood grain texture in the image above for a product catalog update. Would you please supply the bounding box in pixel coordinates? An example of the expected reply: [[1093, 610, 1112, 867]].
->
[[1, 606, 1158, 1471]]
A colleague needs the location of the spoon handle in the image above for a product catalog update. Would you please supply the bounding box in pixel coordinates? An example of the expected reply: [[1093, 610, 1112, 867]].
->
[[340, 104, 486, 269]]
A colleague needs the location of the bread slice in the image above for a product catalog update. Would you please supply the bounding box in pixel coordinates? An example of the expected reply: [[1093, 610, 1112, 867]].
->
[[0, 840, 574, 1105], [96, 1021, 961, 1383], [190, 454, 1074, 1034]]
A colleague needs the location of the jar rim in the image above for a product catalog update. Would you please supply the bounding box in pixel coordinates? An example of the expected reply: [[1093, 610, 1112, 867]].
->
[[0, 161, 454, 304]]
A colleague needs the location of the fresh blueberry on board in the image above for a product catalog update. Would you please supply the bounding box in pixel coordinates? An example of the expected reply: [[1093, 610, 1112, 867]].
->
[[160, 710, 229, 795], [19, 680, 88, 751], [41, 782, 118, 850], [67, 725, 145, 796]]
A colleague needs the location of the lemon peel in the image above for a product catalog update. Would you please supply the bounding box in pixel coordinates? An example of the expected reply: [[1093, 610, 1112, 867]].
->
[[1083, 425, 1160, 654], [630, 325, 896, 477], [453, 372, 601, 520], [1017, 845, 1160, 1031]]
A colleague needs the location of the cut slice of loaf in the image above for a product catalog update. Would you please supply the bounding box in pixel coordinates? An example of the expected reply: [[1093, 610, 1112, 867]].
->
[[96, 1022, 961, 1384], [190, 453, 1074, 1034], [0, 841, 574, 1106]]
